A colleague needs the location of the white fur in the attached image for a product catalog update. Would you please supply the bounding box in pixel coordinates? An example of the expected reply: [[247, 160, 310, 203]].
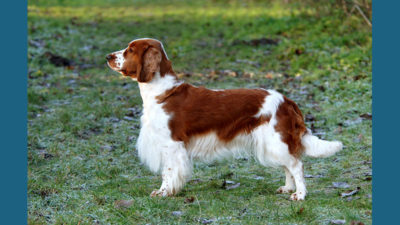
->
[[186, 133, 253, 162], [107, 49, 126, 72], [254, 89, 284, 117]]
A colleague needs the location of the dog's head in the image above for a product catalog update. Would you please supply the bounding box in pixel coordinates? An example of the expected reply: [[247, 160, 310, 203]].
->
[[106, 38, 173, 82]]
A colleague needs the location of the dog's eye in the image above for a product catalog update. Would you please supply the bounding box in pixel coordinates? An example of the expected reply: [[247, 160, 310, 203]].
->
[[128, 48, 133, 53]]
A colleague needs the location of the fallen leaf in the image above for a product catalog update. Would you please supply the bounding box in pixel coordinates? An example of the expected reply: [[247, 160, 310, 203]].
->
[[359, 113, 372, 120], [341, 187, 360, 197], [265, 73, 274, 79], [184, 196, 195, 204], [295, 49, 303, 55], [332, 182, 350, 189], [243, 71, 254, 78], [363, 171, 372, 181], [114, 199, 133, 209], [221, 69, 237, 77], [353, 74, 366, 81], [330, 219, 346, 224], [297, 207, 304, 214]]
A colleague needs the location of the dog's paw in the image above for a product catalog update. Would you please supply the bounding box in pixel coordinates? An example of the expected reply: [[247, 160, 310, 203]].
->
[[150, 188, 170, 197], [276, 186, 295, 194], [290, 192, 305, 201]]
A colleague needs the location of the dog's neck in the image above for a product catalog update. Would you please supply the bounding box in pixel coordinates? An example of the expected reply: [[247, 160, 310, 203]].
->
[[138, 73, 180, 108]]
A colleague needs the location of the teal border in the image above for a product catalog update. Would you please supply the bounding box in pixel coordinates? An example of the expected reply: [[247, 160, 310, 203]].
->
[[372, 0, 399, 223], [0, 0, 27, 223]]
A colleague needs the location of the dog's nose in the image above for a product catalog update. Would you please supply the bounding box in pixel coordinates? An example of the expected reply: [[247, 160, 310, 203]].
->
[[106, 54, 113, 60]]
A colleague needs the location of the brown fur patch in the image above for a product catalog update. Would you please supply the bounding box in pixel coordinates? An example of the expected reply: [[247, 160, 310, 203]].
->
[[157, 84, 270, 143], [275, 96, 307, 158]]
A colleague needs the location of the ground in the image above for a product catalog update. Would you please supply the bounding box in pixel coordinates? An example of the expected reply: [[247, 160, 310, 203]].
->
[[28, 0, 372, 224]]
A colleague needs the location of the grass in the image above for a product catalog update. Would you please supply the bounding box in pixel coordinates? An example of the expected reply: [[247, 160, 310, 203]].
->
[[28, 0, 372, 224]]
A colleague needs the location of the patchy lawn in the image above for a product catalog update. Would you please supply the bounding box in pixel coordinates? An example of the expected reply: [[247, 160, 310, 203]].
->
[[28, 0, 371, 224]]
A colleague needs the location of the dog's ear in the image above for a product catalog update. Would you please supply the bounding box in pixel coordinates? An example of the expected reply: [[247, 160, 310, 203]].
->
[[137, 46, 162, 83], [159, 47, 174, 77]]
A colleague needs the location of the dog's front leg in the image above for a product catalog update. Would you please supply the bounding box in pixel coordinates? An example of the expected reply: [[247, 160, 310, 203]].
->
[[150, 142, 192, 197]]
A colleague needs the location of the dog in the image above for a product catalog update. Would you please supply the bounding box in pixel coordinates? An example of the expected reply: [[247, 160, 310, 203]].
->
[[106, 38, 342, 201]]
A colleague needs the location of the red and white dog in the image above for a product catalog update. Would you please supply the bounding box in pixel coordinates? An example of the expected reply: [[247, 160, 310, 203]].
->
[[106, 38, 342, 201]]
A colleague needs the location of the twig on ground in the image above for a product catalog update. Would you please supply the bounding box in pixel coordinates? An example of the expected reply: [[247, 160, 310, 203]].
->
[[353, 4, 372, 27]]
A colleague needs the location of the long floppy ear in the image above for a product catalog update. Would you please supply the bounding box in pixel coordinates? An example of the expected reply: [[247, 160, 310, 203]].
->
[[137, 47, 162, 83], [159, 47, 174, 77]]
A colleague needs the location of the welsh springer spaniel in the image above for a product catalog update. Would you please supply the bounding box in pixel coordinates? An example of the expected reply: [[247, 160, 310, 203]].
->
[[106, 38, 342, 201]]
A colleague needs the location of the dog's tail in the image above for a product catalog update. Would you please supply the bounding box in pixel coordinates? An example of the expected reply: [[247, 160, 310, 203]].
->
[[302, 129, 342, 158]]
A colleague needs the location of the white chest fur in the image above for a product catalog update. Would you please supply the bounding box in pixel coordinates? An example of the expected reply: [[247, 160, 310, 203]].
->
[[136, 74, 180, 173]]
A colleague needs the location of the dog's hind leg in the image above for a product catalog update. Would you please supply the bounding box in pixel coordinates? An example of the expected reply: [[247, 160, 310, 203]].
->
[[284, 159, 306, 201], [252, 124, 306, 200], [150, 142, 192, 197]]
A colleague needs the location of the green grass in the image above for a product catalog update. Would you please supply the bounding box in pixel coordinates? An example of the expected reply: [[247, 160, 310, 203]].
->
[[28, 0, 372, 224]]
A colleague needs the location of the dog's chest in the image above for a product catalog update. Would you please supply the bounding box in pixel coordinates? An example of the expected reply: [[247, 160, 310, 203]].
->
[[140, 98, 171, 135]]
